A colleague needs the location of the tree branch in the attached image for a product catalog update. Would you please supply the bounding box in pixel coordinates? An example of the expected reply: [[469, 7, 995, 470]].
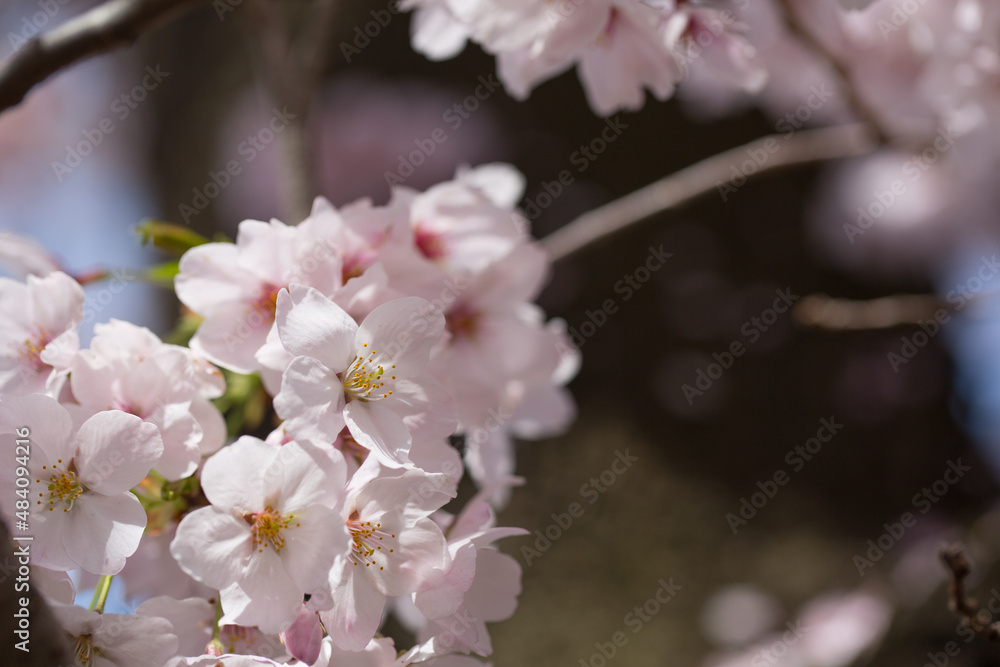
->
[[793, 293, 944, 331], [940, 544, 1000, 641], [541, 122, 875, 261], [0, 0, 209, 116]]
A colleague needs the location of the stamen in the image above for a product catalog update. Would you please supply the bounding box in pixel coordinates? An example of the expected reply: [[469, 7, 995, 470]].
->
[[346, 510, 396, 571], [245, 507, 296, 553]]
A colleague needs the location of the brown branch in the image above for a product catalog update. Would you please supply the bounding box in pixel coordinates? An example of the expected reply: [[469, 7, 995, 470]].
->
[[940, 544, 1000, 641], [541, 122, 875, 261], [0, 0, 210, 116], [793, 293, 944, 331]]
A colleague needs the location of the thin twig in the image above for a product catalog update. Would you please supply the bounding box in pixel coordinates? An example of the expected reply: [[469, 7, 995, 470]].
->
[[793, 293, 944, 331], [541, 122, 875, 261], [940, 544, 1000, 641], [0, 0, 209, 116]]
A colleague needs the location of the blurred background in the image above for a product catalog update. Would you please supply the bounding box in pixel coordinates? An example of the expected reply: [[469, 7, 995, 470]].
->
[[3, 0, 1000, 664]]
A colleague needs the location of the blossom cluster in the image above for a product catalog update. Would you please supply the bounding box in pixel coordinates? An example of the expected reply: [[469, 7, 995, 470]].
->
[[401, 0, 767, 115], [0, 163, 575, 665]]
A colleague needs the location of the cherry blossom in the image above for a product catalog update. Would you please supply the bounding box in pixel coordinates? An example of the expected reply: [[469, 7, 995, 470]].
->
[[54, 603, 178, 667], [170, 436, 349, 634], [69, 319, 226, 481], [0, 270, 84, 396], [0, 393, 162, 574], [273, 286, 455, 468]]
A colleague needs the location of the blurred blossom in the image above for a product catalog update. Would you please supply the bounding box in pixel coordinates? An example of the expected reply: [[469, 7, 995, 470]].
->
[[700, 584, 783, 646], [702, 590, 892, 667]]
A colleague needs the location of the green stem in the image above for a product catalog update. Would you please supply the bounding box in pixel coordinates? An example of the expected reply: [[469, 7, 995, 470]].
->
[[90, 575, 113, 613]]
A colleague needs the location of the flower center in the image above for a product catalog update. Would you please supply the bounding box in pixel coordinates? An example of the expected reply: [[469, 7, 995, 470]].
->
[[73, 635, 95, 665], [250, 283, 282, 325], [347, 510, 395, 571], [246, 506, 296, 554], [36, 459, 82, 512], [446, 307, 479, 339], [414, 226, 447, 260], [342, 344, 396, 401], [16, 324, 51, 372]]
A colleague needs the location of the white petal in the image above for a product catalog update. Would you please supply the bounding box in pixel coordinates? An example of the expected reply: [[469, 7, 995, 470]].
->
[[75, 411, 163, 495], [355, 297, 445, 379], [276, 285, 357, 371], [344, 401, 412, 468], [170, 506, 253, 590], [201, 436, 276, 511], [64, 492, 147, 574], [274, 356, 346, 444]]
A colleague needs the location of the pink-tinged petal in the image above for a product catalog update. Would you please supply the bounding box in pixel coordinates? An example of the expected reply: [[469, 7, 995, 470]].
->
[[171, 506, 253, 590], [323, 565, 387, 652], [389, 377, 458, 444], [0, 393, 74, 463], [280, 505, 348, 594], [176, 242, 258, 315], [69, 351, 118, 411], [282, 606, 323, 665], [64, 492, 147, 575], [316, 635, 398, 666], [74, 411, 163, 495], [191, 396, 226, 455], [189, 300, 273, 375], [512, 384, 576, 439], [33, 566, 76, 604], [39, 328, 79, 370], [28, 271, 84, 332], [201, 436, 277, 512], [414, 542, 477, 620], [344, 401, 412, 468], [355, 297, 445, 379], [449, 476, 524, 541], [150, 402, 201, 481], [270, 441, 346, 511], [465, 549, 522, 622], [275, 286, 357, 371], [412, 5, 470, 60], [220, 548, 302, 634], [26, 509, 76, 571], [382, 517, 449, 595], [96, 613, 179, 667], [275, 356, 346, 444], [136, 595, 214, 658]]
